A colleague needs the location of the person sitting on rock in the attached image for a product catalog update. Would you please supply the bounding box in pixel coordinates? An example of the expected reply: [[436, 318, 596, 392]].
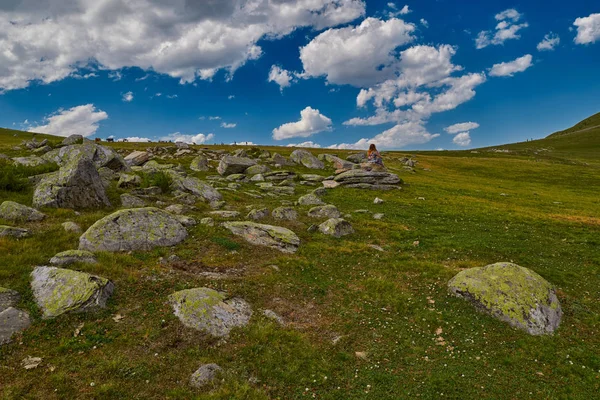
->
[[367, 144, 384, 166]]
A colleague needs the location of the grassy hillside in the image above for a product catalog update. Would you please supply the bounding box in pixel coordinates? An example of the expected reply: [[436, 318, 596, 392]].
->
[[548, 112, 600, 137], [0, 122, 599, 399]]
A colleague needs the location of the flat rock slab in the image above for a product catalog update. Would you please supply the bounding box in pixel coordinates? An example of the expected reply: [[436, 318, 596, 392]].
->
[[180, 177, 223, 203], [0, 201, 46, 222], [448, 262, 562, 335], [209, 211, 241, 218], [0, 225, 30, 238], [217, 156, 256, 176], [169, 288, 252, 337], [31, 266, 114, 319], [319, 218, 354, 238], [308, 205, 341, 219], [272, 207, 297, 221], [290, 150, 324, 169], [222, 221, 300, 253], [298, 193, 325, 206], [0, 307, 31, 345], [50, 250, 97, 266], [79, 208, 188, 252]]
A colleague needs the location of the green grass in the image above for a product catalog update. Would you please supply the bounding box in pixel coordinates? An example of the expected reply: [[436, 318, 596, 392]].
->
[[0, 120, 599, 399]]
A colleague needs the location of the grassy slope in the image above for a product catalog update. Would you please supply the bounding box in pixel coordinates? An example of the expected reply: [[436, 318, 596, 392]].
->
[[0, 124, 599, 399]]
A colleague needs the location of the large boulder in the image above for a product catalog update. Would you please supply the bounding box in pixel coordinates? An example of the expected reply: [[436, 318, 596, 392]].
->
[[272, 207, 297, 221], [169, 288, 252, 337], [448, 262, 562, 335], [271, 153, 295, 166], [245, 164, 271, 175], [61, 134, 83, 146], [190, 155, 209, 172], [43, 143, 128, 172], [321, 154, 355, 170], [50, 250, 97, 266], [117, 173, 141, 188], [33, 154, 111, 209], [79, 208, 188, 252], [308, 205, 341, 219], [180, 177, 223, 203], [0, 226, 30, 238], [11, 156, 50, 168], [334, 169, 402, 188], [222, 221, 300, 253], [290, 150, 324, 169], [346, 152, 368, 163], [0, 201, 46, 222], [0, 307, 31, 345], [31, 266, 114, 319], [124, 151, 151, 166], [318, 218, 354, 237], [297, 193, 325, 206], [217, 156, 256, 176]]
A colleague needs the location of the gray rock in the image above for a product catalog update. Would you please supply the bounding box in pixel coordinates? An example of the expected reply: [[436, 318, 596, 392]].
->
[[180, 177, 223, 203], [61, 135, 84, 146], [33, 154, 111, 209], [117, 173, 141, 188], [0, 307, 31, 346], [374, 197, 384, 204], [334, 169, 402, 186], [226, 173, 246, 182], [318, 218, 354, 238], [200, 217, 214, 226], [272, 207, 297, 221], [11, 156, 50, 167], [97, 167, 117, 188], [175, 215, 197, 227], [245, 164, 271, 175], [322, 154, 355, 170], [124, 151, 151, 166], [222, 221, 300, 253], [43, 143, 128, 172], [322, 180, 340, 189], [190, 155, 209, 172], [169, 287, 252, 337], [262, 309, 285, 325], [174, 192, 198, 206], [250, 174, 265, 182], [0, 226, 30, 238], [120, 194, 147, 208], [50, 250, 97, 266], [209, 210, 240, 219], [345, 183, 400, 190], [290, 150, 324, 169], [373, 213, 384, 220], [62, 221, 82, 234], [0, 288, 21, 313], [297, 193, 325, 206], [190, 364, 223, 388], [217, 156, 256, 176], [308, 205, 341, 219], [79, 208, 188, 252], [247, 208, 269, 220], [131, 187, 162, 197], [271, 153, 295, 166], [448, 262, 562, 335], [301, 174, 326, 182], [346, 152, 368, 163], [0, 201, 46, 222], [165, 204, 189, 215], [31, 266, 114, 319]]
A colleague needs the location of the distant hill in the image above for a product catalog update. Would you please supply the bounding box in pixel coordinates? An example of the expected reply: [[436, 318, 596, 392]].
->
[[548, 112, 600, 138]]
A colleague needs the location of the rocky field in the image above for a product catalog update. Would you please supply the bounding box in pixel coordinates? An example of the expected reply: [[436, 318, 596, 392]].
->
[[0, 128, 599, 399]]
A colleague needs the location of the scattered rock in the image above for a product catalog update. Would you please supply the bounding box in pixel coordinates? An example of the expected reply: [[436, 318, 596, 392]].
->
[[11, 156, 50, 168], [50, 250, 98, 266], [301, 174, 326, 182], [263, 309, 285, 326], [0, 307, 31, 346], [321, 154, 355, 170], [297, 193, 325, 206], [222, 221, 300, 253], [165, 204, 189, 215], [217, 156, 256, 176], [308, 205, 341, 219], [180, 177, 223, 203], [200, 217, 215, 226], [334, 169, 402, 188], [290, 149, 324, 169], [250, 174, 265, 182], [346, 152, 368, 164], [210, 211, 241, 218], [247, 208, 269, 220], [175, 215, 197, 227], [448, 262, 562, 335], [373, 213, 384, 220], [319, 218, 354, 238], [31, 266, 114, 319], [61, 221, 82, 234], [131, 187, 162, 197], [117, 173, 142, 188], [79, 208, 188, 252], [245, 164, 271, 175], [0, 288, 21, 312], [33, 154, 111, 209], [190, 364, 223, 388], [190, 155, 210, 172], [120, 194, 147, 208], [0, 201, 46, 222], [124, 151, 151, 167], [0, 226, 30, 238], [272, 207, 297, 221], [368, 244, 385, 252], [322, 180, 340, 189], [61, 134, 83, 146], [374, 197, 384, 204], [169, 287, 252, 337], [271, 153, 295, 166]]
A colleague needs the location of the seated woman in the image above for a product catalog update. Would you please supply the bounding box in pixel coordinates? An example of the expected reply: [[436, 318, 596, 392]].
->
[[367, 144, 384, 167]]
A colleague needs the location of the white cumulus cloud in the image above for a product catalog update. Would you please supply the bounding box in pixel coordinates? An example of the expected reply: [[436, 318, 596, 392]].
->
[[574, 13, 600, 44], [476, 9, 528, 49], [0, 0, 366, 91], [28, 104, 108, 137], [120, 137, 151, 142], [268, 65, 296, 91], [122, 91, 134, 102], [445, 122, 479, 134], [330, 120, 439, 150], [299, 17, 416, 86], [273, 107, 333, 140], [489, 54, 533, 77], [161, 132, 215, 144], [286, 141, 322, 148], [453, 132, 471, 146], [537, 32, 560, 51]]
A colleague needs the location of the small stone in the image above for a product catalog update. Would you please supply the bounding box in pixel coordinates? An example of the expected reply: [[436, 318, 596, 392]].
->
[[200, 217, 215, 226], [50, 250, 97, 266], [209, 211, 240, 218], [190, 364, 223, 388], [62, 221, 82, 233], [373, 197, 384, 204], [117, 174, 142, 188], [120, 194, 147, 208], [0, 226, 30, 238], [373, 213, 384, 220], [297, 193, 325, 206], [272, 207, 297, 221], [307, 205, 341, 219], [263, 309, 285, 325], [247, 208, 269, 220], [318, 218, 354, 237]]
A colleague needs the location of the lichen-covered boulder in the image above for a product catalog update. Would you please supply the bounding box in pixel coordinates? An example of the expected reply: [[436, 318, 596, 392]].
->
[[272, 207, 297, 221], [318, 218, 354, 237], [247, 208, 269, 220], [298, 193, 325, 206], [0, 226, 30, 238], [217, 156, 256, 176], [61, 134, 83, 146], [290, 150, 324, 169], [169, 288, 252, 337], [79, 208, 188, 252], [124, 151, 151, 166], [31, 266, 114, 319], [43, 143, 128, 172], [322, 154, 355, 170], [33, 154, 111, 209], [308, 205, 341, 219], [120, 194, 147, 208], [180, 177, 223, 203], [346, 152, 368, 163], [62, 221, 82, 233], [271, 153, 295, 166], [448, 262, 562, 335], [222, 221, 300, 253], [301, 174, 326, 182], [190, 364, 223, 388], [117, 173, 142, 188], [11, 156, 50, 167], [245, 164, 271, 175], [0, 307, 31, 345], [0, 201, 46, 222], [334, 169, 402, 186], [209, 211, 240, 218], [50, 250, 97, 266], [190, 155, 209, 172]]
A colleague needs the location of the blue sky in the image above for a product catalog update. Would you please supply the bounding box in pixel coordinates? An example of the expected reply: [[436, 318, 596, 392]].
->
[[0, 0, 598, 150]]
